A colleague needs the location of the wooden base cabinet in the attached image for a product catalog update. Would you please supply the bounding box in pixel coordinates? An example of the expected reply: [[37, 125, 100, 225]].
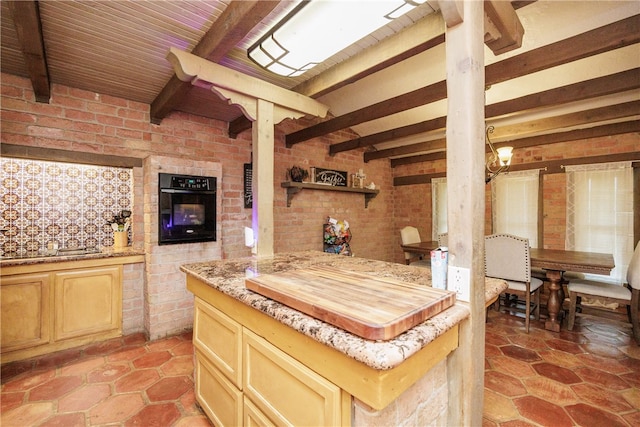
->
[[193, 297, 343, 427], [54, 266, 121, 341], [1, 273, 50, 353], [1, 263, 125, 363]]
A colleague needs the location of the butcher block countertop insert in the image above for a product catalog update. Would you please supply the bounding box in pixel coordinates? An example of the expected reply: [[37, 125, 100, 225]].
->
[[245, 266, 456, 340]]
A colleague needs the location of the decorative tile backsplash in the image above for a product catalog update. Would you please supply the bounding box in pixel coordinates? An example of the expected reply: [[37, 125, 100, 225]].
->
[[0, 158, 133, 256]]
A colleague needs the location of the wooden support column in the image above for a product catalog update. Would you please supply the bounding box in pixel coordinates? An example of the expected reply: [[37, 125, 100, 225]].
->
[[252, 99, 275, 257], [441, 1, 486, 426]]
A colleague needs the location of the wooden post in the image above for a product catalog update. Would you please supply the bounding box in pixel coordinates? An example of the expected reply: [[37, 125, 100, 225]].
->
[[442, 1, 486, 426], [252, 99, 275, 257]]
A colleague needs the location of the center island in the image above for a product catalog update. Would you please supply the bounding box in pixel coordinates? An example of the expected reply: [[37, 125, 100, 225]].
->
[[180, 251, 507, 426]]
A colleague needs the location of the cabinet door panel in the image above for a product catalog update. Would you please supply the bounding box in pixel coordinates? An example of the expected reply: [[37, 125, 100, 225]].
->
[[54, 266, 122, 340], [244, 397, 276, 427], [1, 273, 50, 352], [244, 329, 341, 427], [193, 298, 242, 387], [195, 350, 242, 427]]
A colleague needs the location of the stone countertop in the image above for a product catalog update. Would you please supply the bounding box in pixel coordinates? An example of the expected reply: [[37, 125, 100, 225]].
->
[[0, 246, 145, 267], [181, 250, 507, 371]]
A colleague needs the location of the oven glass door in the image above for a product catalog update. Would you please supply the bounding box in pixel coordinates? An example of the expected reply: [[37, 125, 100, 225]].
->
[[159, 189, 216, 244]]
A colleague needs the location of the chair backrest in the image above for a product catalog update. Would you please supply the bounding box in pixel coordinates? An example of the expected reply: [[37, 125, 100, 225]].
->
[[627, 240, 640, 290], [485, 233, 531, 282], [400, 226, 421, 260], [437, 233, 448, 247]]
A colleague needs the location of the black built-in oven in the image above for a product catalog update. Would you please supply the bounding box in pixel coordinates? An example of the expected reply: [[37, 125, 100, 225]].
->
[[158, 173, 216, 245]]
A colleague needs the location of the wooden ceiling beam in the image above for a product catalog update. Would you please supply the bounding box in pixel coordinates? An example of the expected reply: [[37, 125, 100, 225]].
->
[[7, 0, 50, 103], [358, 68, 640, 160], [288, 81, 447, 147], [393, 151, 640, 186], [390, 119, 640, 167], [366, 138, 446, 163], [329, 109, 447, 155], [286, 15, 639, 147], [484, 0, 524, 55], [150, 1, 279, 124], [491, 100, 639, 139], [487, 14, 639, 87]]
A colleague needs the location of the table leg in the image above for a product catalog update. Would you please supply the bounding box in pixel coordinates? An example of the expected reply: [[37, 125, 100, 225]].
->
[[544, 270, 563, 332]]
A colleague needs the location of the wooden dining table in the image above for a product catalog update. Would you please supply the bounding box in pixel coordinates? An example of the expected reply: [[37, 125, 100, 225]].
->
[[529, 248, 615, 332], [399, 241, 615, 332], [400, 241, 439, 264]]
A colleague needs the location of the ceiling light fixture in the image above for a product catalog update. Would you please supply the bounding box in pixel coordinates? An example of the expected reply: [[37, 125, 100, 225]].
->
[[248, 0, 428, 77], [485, 125, 513, 183]]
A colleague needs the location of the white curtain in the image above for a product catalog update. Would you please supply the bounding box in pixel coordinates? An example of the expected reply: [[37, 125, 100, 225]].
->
[[431, 177, 447, 241], [491, 170, 539, 248], [566, 162, 634, 283]]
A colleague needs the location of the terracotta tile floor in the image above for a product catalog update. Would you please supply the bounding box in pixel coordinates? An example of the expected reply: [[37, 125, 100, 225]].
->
[[484, 309, 640, 427], [1, 312, 638, 427], [1, 331, 211, 427]]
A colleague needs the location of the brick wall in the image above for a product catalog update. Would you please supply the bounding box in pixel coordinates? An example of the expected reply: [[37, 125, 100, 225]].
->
[[391, 159, 443, 264], [1, 74, 396, 261], [353, 359, 448, 426], [142, 155, 223, 339], [1, 73, 253, 260], [542, 173, 566, 249], [273, 120, 395, 261], [122, 262, 145, 334]]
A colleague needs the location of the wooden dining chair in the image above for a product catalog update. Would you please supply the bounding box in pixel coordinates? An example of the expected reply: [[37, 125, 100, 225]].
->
[[400, 226, 430, 267], [485, 234, 544, 333], [567, 241, 640, 343]]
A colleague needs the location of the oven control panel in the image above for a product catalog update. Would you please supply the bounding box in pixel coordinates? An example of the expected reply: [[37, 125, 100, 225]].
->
[[171, 176, 210, 190], [159, 173, 215, 191]]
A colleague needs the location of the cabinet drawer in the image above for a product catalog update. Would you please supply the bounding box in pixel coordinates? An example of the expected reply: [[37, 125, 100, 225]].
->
[[243, 329, 342, 427], [194, 297, 242, 387], [195, 350, 243, 427], [1, 273, 51, 353]]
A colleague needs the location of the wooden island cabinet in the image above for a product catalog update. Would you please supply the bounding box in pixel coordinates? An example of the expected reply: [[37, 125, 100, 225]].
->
[[182, 251, 508, 427], [193, 296, 346, 426], [1, 252, 144, 363]]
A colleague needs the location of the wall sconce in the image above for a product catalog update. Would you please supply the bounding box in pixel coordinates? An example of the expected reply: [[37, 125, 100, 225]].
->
[[248, 0, 428, 77], [485, 126, 513, 183]]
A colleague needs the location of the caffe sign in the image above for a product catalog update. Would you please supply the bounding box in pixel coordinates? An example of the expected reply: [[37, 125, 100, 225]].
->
[[314, 168, 347, 187]]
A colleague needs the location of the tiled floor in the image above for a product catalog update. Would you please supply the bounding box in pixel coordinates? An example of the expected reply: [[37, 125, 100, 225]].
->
[[1, 312, 638, 427], [484, 309, 640, 427], [1, 331, 210, 427]]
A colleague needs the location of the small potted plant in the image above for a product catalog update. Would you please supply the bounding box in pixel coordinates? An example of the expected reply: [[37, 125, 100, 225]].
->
[[287, 166, 309, 182], [107, 210, 131, 248]]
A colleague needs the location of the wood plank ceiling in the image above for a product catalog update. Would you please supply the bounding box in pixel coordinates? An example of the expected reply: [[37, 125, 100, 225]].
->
[[2, 0, 638, 170]]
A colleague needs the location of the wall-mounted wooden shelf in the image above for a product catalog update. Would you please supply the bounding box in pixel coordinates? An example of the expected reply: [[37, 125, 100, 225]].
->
[[281, 182, 379, 208]]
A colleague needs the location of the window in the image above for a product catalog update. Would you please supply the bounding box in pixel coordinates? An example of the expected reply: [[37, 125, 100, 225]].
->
[[566, 162, 634, 283], [432, 178, 447, 241], [491, 170, 539, 248]]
